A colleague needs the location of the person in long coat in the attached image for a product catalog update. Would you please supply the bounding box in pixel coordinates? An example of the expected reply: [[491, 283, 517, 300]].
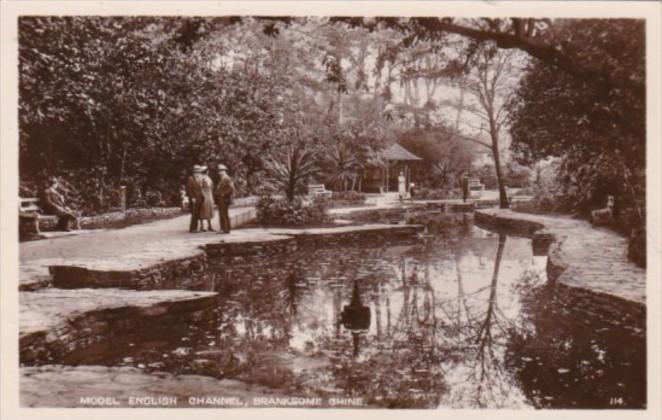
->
[[214, 164, 235, 234], [186, 165, 204, 233], [461, 173, 470, 203], [197, 167, 215, 232]]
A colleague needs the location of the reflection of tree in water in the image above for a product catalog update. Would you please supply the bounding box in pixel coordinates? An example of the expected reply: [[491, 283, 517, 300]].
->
[[325, 227, 519, 408], [433, 233, 526, 408], [466, 234, 519, 407], [92, 213, 642, 409], [324, 245, 447, 408], [97, 215, 577, 408]]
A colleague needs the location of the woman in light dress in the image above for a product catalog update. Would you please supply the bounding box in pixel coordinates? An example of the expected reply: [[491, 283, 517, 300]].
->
[[196, 166, 215, 232], [397, 171, 406, 201]]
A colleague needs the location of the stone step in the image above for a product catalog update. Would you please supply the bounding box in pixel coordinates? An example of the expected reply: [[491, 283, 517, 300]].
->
[[20, 288, 218, 364]]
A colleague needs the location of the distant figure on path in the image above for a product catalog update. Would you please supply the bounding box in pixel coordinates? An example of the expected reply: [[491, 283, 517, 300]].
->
[[409, 182, 416, 202], [214, 164, 235, 234], [42, 177, 81, 231], [461, 173, 469, 203], [179, 188, 189, 211], [186, 165, 204, 233], [398, 171, 406, 201], [197, 167, 215, 232]]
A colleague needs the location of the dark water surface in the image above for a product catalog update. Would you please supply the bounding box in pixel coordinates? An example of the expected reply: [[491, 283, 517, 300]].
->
[[68, 213, 646, 409]]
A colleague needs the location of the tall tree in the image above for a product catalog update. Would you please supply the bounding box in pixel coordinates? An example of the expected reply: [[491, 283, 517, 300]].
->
[[460, 46, 522, 208]]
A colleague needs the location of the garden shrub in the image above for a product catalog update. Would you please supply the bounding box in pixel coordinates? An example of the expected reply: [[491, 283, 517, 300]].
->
[[328, 191, 366, 207], [414, 188, 458, 200], [256, 195, 328, 226]]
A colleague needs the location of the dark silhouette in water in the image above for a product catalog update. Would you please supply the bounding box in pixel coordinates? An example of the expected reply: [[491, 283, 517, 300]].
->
[[340, 281, 371, 356]]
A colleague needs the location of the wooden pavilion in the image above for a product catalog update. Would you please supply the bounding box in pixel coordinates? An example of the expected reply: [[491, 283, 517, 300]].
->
[[365, 143, 423, 193]]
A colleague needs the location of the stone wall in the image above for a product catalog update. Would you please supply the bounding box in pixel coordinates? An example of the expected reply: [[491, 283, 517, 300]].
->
[[474, 210, 544, 237], [24, 205, 255, 240], [205, 236, 297, 259], [21, 207, 185, 240], [82, 207, 184, 229], [46, 224, 420, 291], [50, 252, 209, 290], [292, 226, 422, 247], [20, 291, 218, 365], [474, 208, 646, 307]]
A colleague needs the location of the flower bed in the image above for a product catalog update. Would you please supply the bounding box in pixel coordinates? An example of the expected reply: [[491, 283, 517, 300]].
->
[[325, 191, 368, 208], [413, 188, 459, 200], [256, 195, 328, 226]]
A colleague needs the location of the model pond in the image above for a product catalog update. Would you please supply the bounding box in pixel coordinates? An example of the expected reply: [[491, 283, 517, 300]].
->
[[50, 213, 646, 409]]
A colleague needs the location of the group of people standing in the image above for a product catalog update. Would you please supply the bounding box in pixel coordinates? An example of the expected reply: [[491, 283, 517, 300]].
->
[[185, 163, 235, 234]]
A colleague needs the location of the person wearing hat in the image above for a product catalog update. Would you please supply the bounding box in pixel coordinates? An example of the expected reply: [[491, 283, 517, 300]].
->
[[214, 164, 235, 234], [197, 166, 215, 232], [461, 172, 470, 203], [42, 177, 81, 231], [185, 165, 205, 233]]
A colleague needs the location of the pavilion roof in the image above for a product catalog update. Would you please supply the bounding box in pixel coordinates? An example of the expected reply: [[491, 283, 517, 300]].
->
[[380, 143, 423, 161]]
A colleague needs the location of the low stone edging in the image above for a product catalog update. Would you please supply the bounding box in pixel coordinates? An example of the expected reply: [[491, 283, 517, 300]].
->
[[50, 252, 209, 290], [474, 208, 645, 308], [42, 223, 424, 291], [473, 210, 577, 293], [205, 235, 297, 259], [20, 207, 258, 291], [273, 224, 423, 247], [325, 200, 372, 209], [20, 289, 218, 364], [35, 207, 184, 233], [25, 201, 256, 240]]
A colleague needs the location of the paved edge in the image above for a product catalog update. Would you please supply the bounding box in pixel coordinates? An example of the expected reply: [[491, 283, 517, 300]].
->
[[19, 207, 258, 291], [27, 223, 424, 291], [20, 289, 219, 363], [474, 208, 645, 308]]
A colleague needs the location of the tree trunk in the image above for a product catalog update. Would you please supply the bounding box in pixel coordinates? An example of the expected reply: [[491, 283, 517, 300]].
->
[[490, 129, 509, 209], [287, 179, 295, 202], [287, 163, 296, 202]]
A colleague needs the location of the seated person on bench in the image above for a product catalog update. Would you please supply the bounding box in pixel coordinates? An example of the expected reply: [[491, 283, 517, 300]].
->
[[42, 177, 81, 231]]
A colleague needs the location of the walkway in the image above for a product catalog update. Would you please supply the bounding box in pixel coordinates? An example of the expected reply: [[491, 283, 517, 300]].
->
[[19, 207, 256, 289], [19, 191, 513, 289], [475, 208, 646, 305]]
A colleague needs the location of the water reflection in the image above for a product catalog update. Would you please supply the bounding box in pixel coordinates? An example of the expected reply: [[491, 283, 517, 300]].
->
[[60, 214, 645, 409], [340, 281, 371, 357]]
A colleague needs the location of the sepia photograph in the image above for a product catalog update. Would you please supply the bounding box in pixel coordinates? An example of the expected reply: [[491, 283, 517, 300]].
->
[[1, 1, 661, 418]]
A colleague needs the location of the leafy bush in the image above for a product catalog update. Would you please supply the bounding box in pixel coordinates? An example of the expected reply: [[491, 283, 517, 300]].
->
[[413, 188, 458, 200], [256, 195, 328, 226], [328, 191, 366, 207]]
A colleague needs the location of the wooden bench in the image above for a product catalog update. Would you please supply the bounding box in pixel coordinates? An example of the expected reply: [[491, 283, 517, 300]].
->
[[307, 184, 332, 198], [19, 197, 57, 235], [468, 179, 484, 198]]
